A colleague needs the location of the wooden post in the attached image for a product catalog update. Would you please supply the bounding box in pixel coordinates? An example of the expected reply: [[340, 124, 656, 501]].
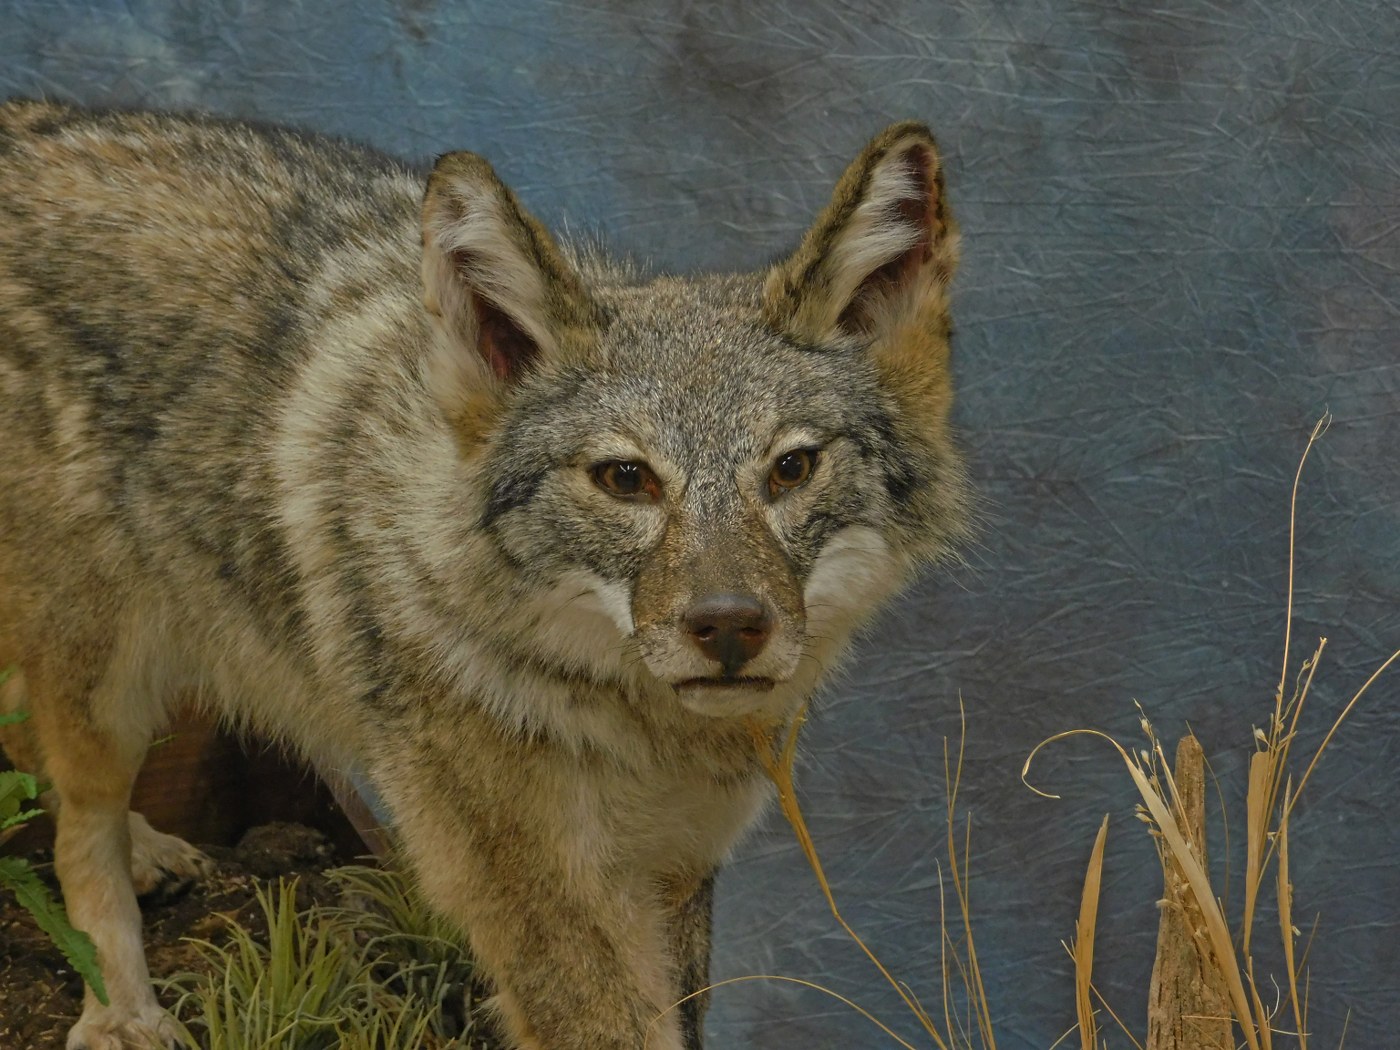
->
[[1146, 735, 1232, 1050]]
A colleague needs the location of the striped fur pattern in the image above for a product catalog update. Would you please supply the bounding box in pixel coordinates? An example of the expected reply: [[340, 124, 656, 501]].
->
[[0, 100, 967, 1050]]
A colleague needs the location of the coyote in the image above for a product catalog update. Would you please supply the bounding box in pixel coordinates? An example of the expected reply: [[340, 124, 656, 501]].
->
[[0, 99, 967, 1050]]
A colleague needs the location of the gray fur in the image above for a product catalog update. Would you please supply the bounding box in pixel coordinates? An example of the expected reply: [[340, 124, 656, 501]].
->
[[0, 99, 966, 1050]]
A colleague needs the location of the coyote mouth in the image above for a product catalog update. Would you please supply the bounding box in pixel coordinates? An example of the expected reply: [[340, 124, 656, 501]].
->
[[676, 676, 777, 692]]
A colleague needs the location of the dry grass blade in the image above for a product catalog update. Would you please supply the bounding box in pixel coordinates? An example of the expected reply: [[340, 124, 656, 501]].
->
[[1247, 634, 1326, 957], [945, 700, 997, 1050], [1091, 982, 1145, 1050], [1277, 783, 1305, 1050], [1241, 750, 1270, 958], [1074, 816, 1109, 1050], [651, 975, 922, 1050], [1286, 645, 1400, 821], [740, 700, 997, 1050], [745, 706, 944, 1050], [1276, 414, 1330, 708], [1056, 935, 1145, 1050]]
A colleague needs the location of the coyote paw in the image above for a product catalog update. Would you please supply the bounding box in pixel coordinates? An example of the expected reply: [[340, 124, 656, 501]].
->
[[129, 812, 214, 899], [66, 1001, 177, 1050]]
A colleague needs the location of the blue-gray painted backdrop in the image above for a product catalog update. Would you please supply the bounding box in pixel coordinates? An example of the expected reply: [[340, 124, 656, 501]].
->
[[4, 2, 1396, 1047]]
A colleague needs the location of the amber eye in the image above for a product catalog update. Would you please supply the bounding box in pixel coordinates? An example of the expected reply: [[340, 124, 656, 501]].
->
[[592, 460, 661, 502], [768, 448, 819, 497]]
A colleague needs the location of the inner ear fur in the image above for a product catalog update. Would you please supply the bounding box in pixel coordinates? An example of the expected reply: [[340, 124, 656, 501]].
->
[[420, 152, 603, 392], [762, 122, 958, 349]]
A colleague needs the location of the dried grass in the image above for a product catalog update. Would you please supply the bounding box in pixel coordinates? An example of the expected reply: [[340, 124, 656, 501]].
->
[[654, 414, 1393, 1050], [1072, 816, 1109, 1050], [1024, 414, 1396, 1050], [653, 701, 999, 1050]]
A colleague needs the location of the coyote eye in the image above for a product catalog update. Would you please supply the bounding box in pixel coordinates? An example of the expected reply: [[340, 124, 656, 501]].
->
[[768, 448, 819, 497], [592, 460, 661, 502]]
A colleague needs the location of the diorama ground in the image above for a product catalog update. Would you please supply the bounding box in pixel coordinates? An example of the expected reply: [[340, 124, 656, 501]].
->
[[0, 823, 354, 1050]]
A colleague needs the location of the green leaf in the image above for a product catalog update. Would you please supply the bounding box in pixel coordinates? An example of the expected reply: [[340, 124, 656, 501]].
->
[[0, 770, 39, 824], [0, 807, 44, 832], [0, 856, 108, 1005]]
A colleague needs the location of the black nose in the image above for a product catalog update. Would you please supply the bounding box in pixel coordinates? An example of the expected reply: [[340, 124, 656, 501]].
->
[[683, 593, 772, 676]]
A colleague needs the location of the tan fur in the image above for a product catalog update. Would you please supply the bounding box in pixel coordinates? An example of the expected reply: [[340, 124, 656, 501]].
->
[[0, 100, 967, 1050]]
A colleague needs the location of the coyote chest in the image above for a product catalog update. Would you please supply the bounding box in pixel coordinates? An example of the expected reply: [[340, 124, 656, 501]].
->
[[0, 99, 967, 1050]]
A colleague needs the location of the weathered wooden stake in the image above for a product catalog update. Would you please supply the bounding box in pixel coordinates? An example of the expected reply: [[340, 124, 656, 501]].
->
[[1146, 735, 1232, 1050]]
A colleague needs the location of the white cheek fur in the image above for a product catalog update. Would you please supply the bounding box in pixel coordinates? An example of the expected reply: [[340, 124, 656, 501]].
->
[[588, 577, 636, 636], [535, 568, 634, 637], [803, 525, 903, 617]]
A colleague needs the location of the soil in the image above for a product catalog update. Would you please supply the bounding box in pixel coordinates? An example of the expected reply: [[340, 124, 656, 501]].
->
[[0, 822, 355, 1050]]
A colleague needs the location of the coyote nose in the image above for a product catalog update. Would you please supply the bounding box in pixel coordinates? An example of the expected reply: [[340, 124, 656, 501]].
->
[[683, 593, 772, 676]]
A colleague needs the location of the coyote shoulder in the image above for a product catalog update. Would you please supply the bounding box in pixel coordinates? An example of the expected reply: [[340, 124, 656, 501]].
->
[[0, 98, 967, 1050]]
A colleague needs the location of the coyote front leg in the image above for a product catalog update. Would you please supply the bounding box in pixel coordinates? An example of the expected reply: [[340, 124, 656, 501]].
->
[[661, 870, 716, 1050], [25, 655, 175, 1050], [384, 742, 687, 1050]]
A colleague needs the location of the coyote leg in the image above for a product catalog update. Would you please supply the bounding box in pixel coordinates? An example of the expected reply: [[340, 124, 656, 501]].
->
[[663, 870, 716, 1050], [27, 659, 173, 1050]]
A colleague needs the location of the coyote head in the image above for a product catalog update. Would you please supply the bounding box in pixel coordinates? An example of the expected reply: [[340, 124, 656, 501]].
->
[[418, 124, 967, 719]]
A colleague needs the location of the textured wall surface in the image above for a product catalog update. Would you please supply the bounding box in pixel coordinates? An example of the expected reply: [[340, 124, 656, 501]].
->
[[3, 2, 1397, 1047]]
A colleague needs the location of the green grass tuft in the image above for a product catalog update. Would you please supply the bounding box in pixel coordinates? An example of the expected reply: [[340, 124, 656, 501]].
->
[[164, 867, 497, 1050]]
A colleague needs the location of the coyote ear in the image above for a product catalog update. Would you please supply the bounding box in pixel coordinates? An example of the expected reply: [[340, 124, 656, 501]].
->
[[421, 152, 601, 390], [763, 123, 956, 345]]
